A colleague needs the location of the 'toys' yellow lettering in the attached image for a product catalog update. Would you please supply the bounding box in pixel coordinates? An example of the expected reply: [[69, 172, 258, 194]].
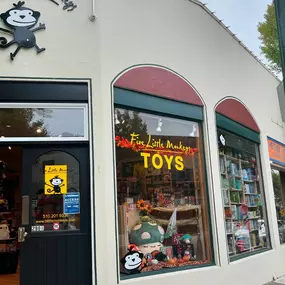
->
[[140, 152, 184, 171], [152, 154, 163, 169], [140, 152, 150, 168], [164, 155, 173, 169], [175, 156, 184, 171]]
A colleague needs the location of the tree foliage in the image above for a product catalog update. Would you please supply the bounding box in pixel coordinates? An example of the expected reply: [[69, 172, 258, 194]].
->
[[0, 109, 50, 137], [258, 2, 281, 73], [115, 109, 148, 139], [272, 170, 281, 202]]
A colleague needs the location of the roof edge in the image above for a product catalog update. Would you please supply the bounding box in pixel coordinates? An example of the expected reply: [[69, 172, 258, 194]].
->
[[189, 0, 281, 82]]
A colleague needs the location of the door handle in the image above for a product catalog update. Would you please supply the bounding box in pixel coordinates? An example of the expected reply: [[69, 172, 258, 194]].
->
[[18, 227, 28, 242]]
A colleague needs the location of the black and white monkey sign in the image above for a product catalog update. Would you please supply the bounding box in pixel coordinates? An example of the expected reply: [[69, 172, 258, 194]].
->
[[0, 1, 45, 60]]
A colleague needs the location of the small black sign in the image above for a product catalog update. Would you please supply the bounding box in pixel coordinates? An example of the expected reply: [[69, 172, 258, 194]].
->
[[0, 1, 46, 60], [49, 0, 77, 12]]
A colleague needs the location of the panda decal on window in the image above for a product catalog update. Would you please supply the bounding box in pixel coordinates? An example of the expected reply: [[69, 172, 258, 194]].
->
[[120, 245, 145, 275], [0, 1, 46, 60]]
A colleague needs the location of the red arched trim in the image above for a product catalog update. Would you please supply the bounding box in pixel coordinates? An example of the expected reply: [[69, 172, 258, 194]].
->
[[114, 66, 203, 106], [216, 98, 260, 133]]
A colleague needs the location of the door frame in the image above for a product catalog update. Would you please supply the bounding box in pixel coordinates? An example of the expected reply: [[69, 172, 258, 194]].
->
[[0, 77, 96, 285]]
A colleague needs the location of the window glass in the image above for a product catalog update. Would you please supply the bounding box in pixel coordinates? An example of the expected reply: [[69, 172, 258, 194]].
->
[[0, 108, 85, 138], [217, 129, 270, 259], [31, 151, 80, 232], [271, 170, 285, 244], [115, 108, 212, 276]]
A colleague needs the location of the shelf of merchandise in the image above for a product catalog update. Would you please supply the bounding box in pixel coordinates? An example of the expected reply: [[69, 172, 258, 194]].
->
[[219, 153, 261, 257]]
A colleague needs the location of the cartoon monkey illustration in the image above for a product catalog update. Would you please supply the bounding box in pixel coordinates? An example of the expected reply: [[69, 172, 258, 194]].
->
[[0, 1, 46, 60], [120, 246, 145, 275], [45, 176, 65, 194]]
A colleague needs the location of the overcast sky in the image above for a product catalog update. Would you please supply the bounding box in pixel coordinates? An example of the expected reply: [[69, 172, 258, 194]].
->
[[203, 0, 273, 63]]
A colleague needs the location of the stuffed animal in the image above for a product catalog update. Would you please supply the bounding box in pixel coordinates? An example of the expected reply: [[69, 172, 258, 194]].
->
[[180, 234, 195, 259], [0, 223, 10, 240], [120, 245, 145, 275], [129, 216, 165, 256]]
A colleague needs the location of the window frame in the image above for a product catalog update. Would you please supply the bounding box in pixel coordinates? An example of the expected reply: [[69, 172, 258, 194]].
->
[[216, 114, 271, 262], [113, 88, 216, 280]]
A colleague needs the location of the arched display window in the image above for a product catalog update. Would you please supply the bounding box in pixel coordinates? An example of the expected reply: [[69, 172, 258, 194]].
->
[[215, 98, 270, 261], [112, 66, 214, 278]]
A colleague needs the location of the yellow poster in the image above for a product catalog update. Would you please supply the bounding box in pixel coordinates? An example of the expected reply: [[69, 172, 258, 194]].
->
[[44, 165, 67, 195]]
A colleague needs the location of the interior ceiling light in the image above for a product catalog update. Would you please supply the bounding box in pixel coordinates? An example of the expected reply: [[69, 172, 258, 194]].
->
[[114, 111, 120, 125], [8, 146, 11, 150], [36, 128, 42, 133], [156, 118, 162, 132], [6, 125, 11, 128], [189, 124, 197, 137]]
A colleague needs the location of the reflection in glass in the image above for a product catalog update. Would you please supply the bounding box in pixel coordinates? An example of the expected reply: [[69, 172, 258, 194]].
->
[[0, 108, 85, 138], [271, 170, 285, 244], [115, 108, 212, 276], [31, 151, 80, 232]]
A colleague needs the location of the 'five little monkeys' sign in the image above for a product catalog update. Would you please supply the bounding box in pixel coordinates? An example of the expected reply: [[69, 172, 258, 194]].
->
[[0, 1, 77, 61]]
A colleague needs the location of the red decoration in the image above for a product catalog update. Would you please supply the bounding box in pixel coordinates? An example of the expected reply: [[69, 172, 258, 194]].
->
[[115, 136, 198, 156]]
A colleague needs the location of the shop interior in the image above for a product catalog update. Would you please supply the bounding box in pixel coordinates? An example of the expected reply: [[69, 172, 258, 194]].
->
[[0, 146, 22, 285], [218, 129, 268, 258]]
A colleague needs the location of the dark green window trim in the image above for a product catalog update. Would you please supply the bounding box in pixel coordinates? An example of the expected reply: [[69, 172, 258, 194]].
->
[[230, 248, 270, 263], [216, 113, 260, 143], [114, 87, 203, 121], [121, 262, 214, 280]]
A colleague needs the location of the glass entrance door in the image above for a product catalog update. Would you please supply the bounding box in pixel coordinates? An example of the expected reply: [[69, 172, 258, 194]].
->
[[20, 144, 91, 285]]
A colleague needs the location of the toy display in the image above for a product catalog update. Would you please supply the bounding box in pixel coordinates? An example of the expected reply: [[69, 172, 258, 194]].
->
[[120, 201, 206, 274], [115, 109, 212, 275]]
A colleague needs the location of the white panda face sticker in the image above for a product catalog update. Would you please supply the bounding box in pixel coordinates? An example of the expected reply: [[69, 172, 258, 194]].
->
[[124, 252, 142, 270], [7, 9, 37, 27], [51, 178, 63, 186], [219, 134, 226, 146]]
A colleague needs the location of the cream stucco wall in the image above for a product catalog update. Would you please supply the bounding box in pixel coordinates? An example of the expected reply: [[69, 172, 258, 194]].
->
[[0, 0, 284, 284]]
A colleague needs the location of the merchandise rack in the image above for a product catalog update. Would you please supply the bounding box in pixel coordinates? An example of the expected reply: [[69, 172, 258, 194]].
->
[[219, 153, 263, 257]]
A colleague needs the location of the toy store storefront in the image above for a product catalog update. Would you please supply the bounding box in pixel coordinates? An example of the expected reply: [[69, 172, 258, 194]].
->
[[113, 66, 270, 279], [0, 80, 92, 285]]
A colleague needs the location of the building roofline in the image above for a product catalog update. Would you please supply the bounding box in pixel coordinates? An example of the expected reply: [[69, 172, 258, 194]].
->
[[190, 0, 281, 82]]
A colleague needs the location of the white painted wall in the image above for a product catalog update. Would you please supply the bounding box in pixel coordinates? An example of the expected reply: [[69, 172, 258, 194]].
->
[[0, 0, 284, 284]]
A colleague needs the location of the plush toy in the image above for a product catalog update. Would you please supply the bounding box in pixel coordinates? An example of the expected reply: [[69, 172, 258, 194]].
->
[[120, 245, 145, 275], [172, 233, 183, 258], [180, 234, 195, 259], [151, 250, 168, 261], [129, 216, 165, 256], [0, 223, 10, 240]]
